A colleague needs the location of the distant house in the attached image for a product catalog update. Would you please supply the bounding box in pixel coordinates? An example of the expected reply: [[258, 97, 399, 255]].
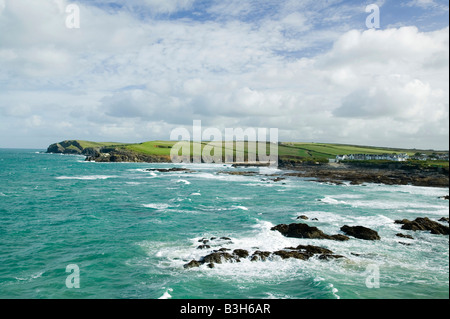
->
[[336, 153, 409, 162]]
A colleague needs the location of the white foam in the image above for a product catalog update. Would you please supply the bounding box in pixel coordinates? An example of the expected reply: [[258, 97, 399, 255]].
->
[[143, 203, 171, 210], [233, 206, 249, 211], [176, 179, 191, 185], [0, 192, 6, 196], [190, 193, 202, 196], [158, 288, 173, 299], [56, 175, 118, 180]]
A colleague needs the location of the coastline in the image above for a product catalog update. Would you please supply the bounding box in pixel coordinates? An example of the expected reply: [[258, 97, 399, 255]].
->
[[46, 140, 450, 189]]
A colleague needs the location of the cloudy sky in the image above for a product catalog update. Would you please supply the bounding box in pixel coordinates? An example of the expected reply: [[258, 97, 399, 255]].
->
[[0, 0, 448, 149]]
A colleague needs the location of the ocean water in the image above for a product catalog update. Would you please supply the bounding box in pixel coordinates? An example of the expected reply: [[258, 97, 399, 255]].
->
[[0, 149, 448, 299]]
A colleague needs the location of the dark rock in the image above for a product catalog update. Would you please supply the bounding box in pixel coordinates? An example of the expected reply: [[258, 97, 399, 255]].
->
[[220, 237, 232, 241], [273, 250, 309, 260], [233, 249, 249, 259], [294, 245, 333, 256], [395, 217, 449, 235], [439, 195, 449, 200], [396, 233, 414, 239], [398, 242, 412, 246], [438, 217, 449, 223], [271, 223, 347, 241], [146, 168, 191, 173], [197, 245, 211, 250], [297, 215, 309, 220], [318, 254, 345, 260], [207, 263, 215, 269], [201, 252, 234, 264], [340, 225, 381, 240], [330, 234, 350, 241], [250, 251, 271, 262], [184, 260, 202, 269]]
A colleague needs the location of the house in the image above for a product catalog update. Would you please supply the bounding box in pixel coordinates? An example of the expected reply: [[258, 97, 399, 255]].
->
[[336, 153, 410, 162]]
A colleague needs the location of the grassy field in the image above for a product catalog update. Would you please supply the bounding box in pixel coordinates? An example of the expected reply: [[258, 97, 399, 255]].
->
[[74, 140, 448, 166]]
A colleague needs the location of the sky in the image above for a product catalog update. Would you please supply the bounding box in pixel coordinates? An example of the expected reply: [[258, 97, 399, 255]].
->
[[0, 0, 448, 150]]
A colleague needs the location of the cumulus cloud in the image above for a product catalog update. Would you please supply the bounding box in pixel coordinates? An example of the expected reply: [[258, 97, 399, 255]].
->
[[0, 0, 448, 149]]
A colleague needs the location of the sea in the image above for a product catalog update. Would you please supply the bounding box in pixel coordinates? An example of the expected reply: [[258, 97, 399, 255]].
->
[[0, 149, 448, 299]]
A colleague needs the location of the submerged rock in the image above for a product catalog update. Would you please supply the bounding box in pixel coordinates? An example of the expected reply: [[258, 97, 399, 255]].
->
[[396, 233, 414, 240], [395, 217, 449, 235], [340, 225, 381, 241]]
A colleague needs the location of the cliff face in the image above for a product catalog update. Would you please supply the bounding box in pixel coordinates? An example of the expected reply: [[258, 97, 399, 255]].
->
[[47, 140, 87, 155], [47, 140, 170, 163]]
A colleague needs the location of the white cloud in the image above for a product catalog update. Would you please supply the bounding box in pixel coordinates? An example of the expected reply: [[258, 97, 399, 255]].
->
[[0, 0, 448, 149]]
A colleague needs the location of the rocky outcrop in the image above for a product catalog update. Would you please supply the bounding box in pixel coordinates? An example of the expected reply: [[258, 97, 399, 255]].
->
[[395, 217, 449, 235], [47, 140, 85, 155], [184, 244, 344, 269], [284, 164, 449, 188], [340, 225, 381, 241], [271, 223, 350, 241], [47, 140, 170, 163], [87, 148, 170, 163]]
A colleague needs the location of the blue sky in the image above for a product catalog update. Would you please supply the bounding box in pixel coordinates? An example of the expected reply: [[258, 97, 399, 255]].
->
[[0, 0, 448, 149]]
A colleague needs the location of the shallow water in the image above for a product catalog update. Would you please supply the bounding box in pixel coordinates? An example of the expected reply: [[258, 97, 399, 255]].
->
[[0, 149, 448, 299]]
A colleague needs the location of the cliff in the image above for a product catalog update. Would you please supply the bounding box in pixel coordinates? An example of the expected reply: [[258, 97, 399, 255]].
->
[[46, 140, 170, 163]]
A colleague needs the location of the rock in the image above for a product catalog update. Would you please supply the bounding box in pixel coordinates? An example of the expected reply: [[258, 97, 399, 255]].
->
[[146, 168, 191, 173], [340, 225, 381, 240], [439, 217, 449, 223], [297, 215, 309, 220], [220, 237, 232, 241], [233, 249, 249, 259], [396, 233, 414, 239], [184, 260, 202, 269], [250, 251, 271, 262], [330, 234, 350, 241], [439, 195, 449, 200], [318, 254, 345, 260], [197, 245, 211, 250], [201, 252, 234, 264], [294, 245, 334, 256], [273, 250, 309, 260], [395, 217, 449, 235], [271, 223, 348, 241]]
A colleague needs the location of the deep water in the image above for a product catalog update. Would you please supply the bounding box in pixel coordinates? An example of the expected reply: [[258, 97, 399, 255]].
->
[[0, 149, 448, 299]]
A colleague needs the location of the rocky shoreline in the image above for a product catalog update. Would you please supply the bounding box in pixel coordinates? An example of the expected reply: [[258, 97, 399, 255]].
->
[[47, 140, 449, 188], [184, 216, 449, 269], [281, 162, 449, 188]]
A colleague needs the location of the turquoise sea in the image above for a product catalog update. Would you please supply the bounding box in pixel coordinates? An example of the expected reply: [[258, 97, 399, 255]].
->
[[0, 149, 448, 299]]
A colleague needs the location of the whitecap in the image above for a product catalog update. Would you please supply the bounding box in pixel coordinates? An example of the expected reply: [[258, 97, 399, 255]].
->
[[176, 179, 191, 185], [233, 206, 249, 211], [143, 203, 170, 210], [190, 193, 201, 196], [158, 288, 173, 299], [56, 175, 118, 180]]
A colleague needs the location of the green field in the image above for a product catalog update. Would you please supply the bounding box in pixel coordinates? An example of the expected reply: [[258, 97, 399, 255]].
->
[[73, 140, 448, 166]]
